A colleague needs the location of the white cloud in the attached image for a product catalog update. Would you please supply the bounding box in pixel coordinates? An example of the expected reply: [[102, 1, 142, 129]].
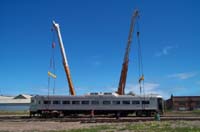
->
[[127, 82, 158, 90], [125, 82, 159, 93], [155, 46, 176, 57], [104, 82, 170, 98], [124, 82, 169, 99], [168, 72, 197, 80]]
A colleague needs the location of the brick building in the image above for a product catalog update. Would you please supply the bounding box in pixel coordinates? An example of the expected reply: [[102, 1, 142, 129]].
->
[[166, 95, 200, 111]]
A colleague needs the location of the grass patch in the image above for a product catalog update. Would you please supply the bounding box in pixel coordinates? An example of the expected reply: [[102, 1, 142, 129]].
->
[[45, 121, 200, 132], [67, 125, 110, 132], [122, 121, 200, 132], [165, 110, 200, 116], [193, 110, 200, 115], [0, 110, 29, 115], [48, 125, 111, 132]]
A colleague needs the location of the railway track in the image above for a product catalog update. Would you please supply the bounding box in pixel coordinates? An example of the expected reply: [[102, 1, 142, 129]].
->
[[0, 116, 200, 123], [80, 117, 200, 123]]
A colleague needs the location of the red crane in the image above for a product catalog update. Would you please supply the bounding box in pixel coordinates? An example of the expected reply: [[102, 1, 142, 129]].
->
[[117, 9, 140, 95]]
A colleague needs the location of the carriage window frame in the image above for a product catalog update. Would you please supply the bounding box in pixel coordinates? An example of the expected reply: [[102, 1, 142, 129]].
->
[[91, 100, 99, 105], [112, 100, 121, 105], [122, 100, 130, 105], [62, 100, 70, 104], [53, 100, 61, 104], [72, 101, 80, 105], [132, 101, 140, 104], [31, 99, 35, 104], [43, 100, 51, 104], [142, 100, 150, 104], [81, 100, 90, 105], [103, 101, 111, 105]]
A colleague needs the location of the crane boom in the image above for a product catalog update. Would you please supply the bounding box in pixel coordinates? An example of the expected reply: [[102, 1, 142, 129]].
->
[[117, 9, 139, 95], [52, 21, 76, 95]]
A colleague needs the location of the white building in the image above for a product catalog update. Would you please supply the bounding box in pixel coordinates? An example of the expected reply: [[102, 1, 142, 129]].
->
[[0, 94, 32, 111]]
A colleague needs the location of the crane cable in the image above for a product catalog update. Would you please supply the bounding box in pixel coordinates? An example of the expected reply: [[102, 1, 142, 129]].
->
[[136, 18, 145, 96], [48, 29, 57, 96]]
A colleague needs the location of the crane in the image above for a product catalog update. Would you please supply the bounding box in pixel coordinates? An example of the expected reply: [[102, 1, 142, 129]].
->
[[117, 9, 140, 95], [52, 21, 76, 95]]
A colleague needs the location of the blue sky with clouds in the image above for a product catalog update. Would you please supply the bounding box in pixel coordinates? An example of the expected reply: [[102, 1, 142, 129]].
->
[[0, 0, 200, 99]]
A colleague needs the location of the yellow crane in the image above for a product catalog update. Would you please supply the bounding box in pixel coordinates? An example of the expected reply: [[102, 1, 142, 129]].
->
[[117, 9, 141, 95], [52, 21, 76, 95]]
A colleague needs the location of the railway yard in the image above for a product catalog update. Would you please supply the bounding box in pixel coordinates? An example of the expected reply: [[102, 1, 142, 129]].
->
[[0, 112, 200, 132], [1, 1, 200, 132]]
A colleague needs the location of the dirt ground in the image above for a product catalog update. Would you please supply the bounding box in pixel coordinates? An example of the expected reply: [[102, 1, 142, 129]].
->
[[0, 121, 105, 132], [0, 112, 199, 132]]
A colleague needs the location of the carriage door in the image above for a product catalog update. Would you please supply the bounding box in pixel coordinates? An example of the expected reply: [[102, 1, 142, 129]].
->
[[157, 98, 163, 113]]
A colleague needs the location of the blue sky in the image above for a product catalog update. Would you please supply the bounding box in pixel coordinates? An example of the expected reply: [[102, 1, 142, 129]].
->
[[0, 0, 199, 99]]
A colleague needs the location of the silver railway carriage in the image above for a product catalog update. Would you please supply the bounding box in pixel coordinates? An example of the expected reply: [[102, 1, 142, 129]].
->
[[30, 93, 164, 117]]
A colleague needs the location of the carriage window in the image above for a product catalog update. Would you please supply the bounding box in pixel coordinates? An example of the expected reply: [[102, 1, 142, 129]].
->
[[91, 100, 99, 105], [72, 101, 80, 105], [81, 101, 89, 105], [53, 100, 60, 104], [103, 101, 111, 105], [62, 101, 70, 104], [112, 101, 120, 105], [132, 101, 140, 104], [142, 101, 150, 104], [122, 101, 130, 104], [44, 100, 51, 104]]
